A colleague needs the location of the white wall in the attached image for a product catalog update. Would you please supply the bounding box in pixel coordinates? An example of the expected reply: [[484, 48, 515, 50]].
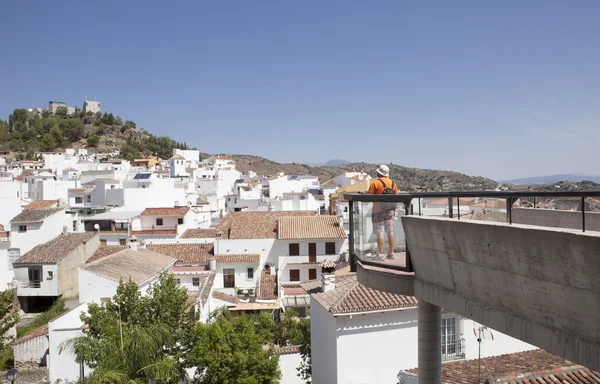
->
[[48, 303, 90, 383], [15, 264, 59, 296], [213, 262, 258, 290], [0, 181, 22, 228], [310, 299, 338, 384], [462, 320, 536, 359], [77, 269, 119, 304], [279, 353, 304, 384], [10, 211, 66, 255], [0, 242, 14, 290], [14, 333, 49, 368]]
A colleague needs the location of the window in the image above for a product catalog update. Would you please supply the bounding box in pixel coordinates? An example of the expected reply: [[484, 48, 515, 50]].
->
[[178, 218, 184, 225], [223, 268, 235, 288], [119, 239, 126, 246], [308, 243, 317, 262], [75, 197, 83, 204], [156, 218, 163, 226], [442, 317, 457, 355], [18, 225, 27, 233], [28, 268, 41, 284], [290, 269, 300, 282], [289, 243, 300, 256], [247, 268, 254, 279], [47, 271, 54, 280], [86, 195, 91, 202], [192, 277, 200, 287], [326, 242, 336, 255], [309, 268, 317, 280], [176, 278, 181, 284], [100, 239, 107, 246]]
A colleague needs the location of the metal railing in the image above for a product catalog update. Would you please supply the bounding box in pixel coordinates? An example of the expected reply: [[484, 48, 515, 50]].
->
[[442, 338, 466, 361], [346, 190, 600, 273], [18, 281, 41, 289]]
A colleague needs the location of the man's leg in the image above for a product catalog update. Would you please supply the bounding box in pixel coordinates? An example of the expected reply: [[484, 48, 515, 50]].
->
[[377, 230, 385, 255], [386, 218, 395, 258]]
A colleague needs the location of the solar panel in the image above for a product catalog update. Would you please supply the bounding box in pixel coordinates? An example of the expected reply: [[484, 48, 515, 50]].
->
[[133, 173, 151, 180]]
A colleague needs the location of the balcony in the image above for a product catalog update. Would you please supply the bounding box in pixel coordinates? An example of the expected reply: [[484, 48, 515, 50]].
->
[[345, 190, 600, 372], [442, 338, 466, 362], [16, 279, 58, 296], [130, 226, 178, 236]]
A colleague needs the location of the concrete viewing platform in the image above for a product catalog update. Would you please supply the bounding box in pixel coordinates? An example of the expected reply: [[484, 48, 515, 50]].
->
[[357, 216, 600, 372]]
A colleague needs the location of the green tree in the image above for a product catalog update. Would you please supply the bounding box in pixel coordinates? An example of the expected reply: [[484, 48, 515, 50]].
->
[[62, 273, 193, 384], [55, 107, 68, 117], [296, 316, 311, 383], [0, 289, 19, 355], [191, 310, 281, 384], [87, 135, 100, 148], [41, 133, 57, 151]]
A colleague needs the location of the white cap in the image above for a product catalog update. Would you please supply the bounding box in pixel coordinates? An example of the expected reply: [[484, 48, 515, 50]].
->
[[376, 164, 389, 177]]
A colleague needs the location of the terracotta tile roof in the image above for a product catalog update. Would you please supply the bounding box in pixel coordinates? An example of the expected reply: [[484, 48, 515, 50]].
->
[[180, 228, 218, 239], [68, 188, 94, 194], [277, 216, 346, 240], [284, 286, 307, 295], [257, 270, 277, 300], [14, 232, 97, 265], [169, 154, 185, 160], [334, 265, 352, 277], [321, 180, 338, 187], [406, 349, 590, 384], [272, 345, 300, 355], [82, 248, 176, 284], [217, 211, 316, 239], [308, 274, 418, 314], [212, 290, 239, 304], [499, 366, 600, 383], [11, 208, 64, 223], [199, 272, 216, 305], [185, 167, 197, 173], [95, 178, 121, 184], [460, 209, 507, 223], [470, 199, 507, 209], [0, 225, 8, 239], [215, 254, 260, 263], [147, 243, 214, 264], [140, 207, 190, 217], [23, 200, 58, 210], [14, 326, 48, 345], [87, 246, 127, 263]]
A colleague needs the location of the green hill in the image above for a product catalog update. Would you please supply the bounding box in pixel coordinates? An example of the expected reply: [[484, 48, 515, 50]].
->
[[0, 108, 191, 161]]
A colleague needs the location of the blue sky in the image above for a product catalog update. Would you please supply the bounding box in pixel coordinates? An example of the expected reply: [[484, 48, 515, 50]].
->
[[1, 1, 600, 180]]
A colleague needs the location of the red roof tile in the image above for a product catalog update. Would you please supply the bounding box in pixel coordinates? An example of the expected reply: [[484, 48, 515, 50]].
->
[[88, 246, 127, 263], [306, 274, 418, 314], [23, 200, 58, 210], [217, 211, 316, 239], [212, 291, 238, 304], [180, 229, 218, 239], [407, 349, 594, 384], [140, 207, 190, 217], [277, 216, 346, 240], [14, 326, 48, 345], [258, 270, 277, 300], [147, 243, 213, 264]]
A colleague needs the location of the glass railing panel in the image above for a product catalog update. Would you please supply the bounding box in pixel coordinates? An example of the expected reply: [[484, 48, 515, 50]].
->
[[352, 201, 409, 270]]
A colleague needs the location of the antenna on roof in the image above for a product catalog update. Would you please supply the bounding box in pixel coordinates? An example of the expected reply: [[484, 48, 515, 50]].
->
[[473, 324, 494, 383]]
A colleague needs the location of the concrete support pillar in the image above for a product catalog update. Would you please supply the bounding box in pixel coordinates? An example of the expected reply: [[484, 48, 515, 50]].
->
[[418, 300, 442, 383]]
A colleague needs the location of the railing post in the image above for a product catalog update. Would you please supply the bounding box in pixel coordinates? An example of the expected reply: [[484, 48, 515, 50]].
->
[[418, 198, 422, 216], [457, 197, 460, 220], [348, 200, 356, 273], [507, 198, 512, 224], [448, 197, 453, 218], [582, 197, 586, 232], [533, 197, 536, 209]]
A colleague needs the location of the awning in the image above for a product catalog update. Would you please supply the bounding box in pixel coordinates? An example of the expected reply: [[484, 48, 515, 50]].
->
[[283, 295, 310, 307]]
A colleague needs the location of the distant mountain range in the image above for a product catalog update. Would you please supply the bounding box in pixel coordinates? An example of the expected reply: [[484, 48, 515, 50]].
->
[[305, 159, 351, 167], [502, 174, 600, 185]]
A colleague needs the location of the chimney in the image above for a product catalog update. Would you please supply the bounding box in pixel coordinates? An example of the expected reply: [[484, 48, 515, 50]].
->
[[321, 259, 336, 292], [62, 226, 68, 235], [208, 258, 216, 271], [128, 235, 138, 251]]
